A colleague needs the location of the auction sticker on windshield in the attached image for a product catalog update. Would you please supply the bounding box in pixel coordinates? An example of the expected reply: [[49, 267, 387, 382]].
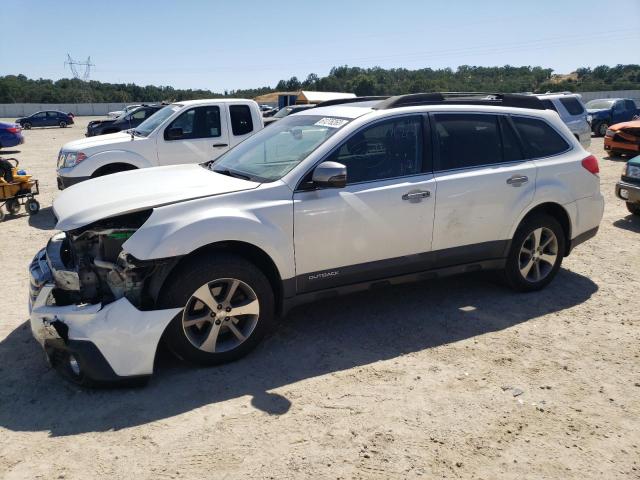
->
[[315, 117, 349, 128]]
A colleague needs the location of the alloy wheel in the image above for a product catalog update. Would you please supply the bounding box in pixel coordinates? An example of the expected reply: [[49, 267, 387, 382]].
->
[[518, 227, 558, 283], [182, 278, 260, 353]]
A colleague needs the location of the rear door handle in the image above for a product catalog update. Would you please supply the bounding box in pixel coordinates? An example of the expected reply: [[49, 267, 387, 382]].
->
[[212, 143, 228, 148], [506, 175, 528, 187], [402, 190, 431, 201]]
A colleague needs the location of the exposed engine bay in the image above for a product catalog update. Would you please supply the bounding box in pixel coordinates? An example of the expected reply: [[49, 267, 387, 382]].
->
[[48, 210, 173, 309]]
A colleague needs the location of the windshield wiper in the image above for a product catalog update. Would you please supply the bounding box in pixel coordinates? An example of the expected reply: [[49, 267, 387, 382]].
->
[[213, 168, 251, 181]]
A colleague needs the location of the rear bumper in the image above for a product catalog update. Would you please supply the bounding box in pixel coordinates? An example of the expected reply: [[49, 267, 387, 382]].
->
[[616, 181, 640, 203], [29, 244, 181, 385]]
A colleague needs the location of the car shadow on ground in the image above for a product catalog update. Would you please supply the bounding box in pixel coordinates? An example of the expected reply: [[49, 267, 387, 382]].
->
[[0, 269, 598, 437], [0, 149, 21, 155], [613, 214, 640, 233], [27, 206, 56, 230]]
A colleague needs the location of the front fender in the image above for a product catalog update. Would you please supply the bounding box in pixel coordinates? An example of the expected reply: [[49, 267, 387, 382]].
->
[[123, 195, 295, 280], [71, 150, 153, 177]]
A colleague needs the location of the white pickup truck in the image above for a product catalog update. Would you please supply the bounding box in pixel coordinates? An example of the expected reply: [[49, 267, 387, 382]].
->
[[56, 99, 263, 189]]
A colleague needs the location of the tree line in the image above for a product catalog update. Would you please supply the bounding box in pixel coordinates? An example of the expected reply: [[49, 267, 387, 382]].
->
[[1, 64, 639, 104]]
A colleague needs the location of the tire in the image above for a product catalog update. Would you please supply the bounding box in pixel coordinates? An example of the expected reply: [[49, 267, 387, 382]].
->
[[59, 121, 67, 128], [609, 150, 623, 158], [626, 202, 640, 216], [503, 213, 566, 292], [0, 209, 5, 222], [594, 122, 609, 137], [5, 198, 20, 215], [159, 253, 275, 366], [23, 122, 31, 130], [25, 199, 40, 215]]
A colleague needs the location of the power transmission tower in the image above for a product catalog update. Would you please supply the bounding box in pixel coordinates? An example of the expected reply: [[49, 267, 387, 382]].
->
[[65, 54, 94, 81], [64, 54, 95, 101]]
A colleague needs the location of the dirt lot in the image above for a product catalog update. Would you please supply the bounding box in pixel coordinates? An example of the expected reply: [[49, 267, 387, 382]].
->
[[0, 117, 638, 479]]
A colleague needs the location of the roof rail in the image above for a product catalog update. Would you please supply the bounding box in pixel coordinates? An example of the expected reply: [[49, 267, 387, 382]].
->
[[374, 92, 546, 110], [315, 96, 389, 108]]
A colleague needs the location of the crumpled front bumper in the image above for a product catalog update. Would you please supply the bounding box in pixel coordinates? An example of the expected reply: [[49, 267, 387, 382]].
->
[[29, 244, 181, 385]]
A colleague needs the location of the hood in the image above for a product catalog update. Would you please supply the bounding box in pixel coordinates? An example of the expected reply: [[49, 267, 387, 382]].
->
[[53, 164, 260, 231], [61, 131, 137, 152], [609, 120, 640, 131], [587, 108, 610, 115], [88, 119, 116, 127]]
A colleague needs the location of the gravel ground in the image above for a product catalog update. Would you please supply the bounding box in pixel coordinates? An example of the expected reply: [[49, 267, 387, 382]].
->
[[0, 117, 638, 479]]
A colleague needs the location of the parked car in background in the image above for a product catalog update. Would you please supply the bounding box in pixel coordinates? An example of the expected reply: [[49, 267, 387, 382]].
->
[[0, 122, 24, 149], [604, 120, 640, 157], [262, 107, 279, 118], [107, 104, 141, 118], [56, 99, 263, 189], [586, 98, 640, 137], [86, 105, 164, 137], [536, 93, 590, 149], [259, 104, 273, 111], [263, 104, 316, 125], [29, 93, 603, 385], [615, 155, 640, 215], [15, 111, 74, 129]]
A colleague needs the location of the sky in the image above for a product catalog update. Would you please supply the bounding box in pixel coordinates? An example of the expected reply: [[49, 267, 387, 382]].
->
[[1, 0, 639, 92]]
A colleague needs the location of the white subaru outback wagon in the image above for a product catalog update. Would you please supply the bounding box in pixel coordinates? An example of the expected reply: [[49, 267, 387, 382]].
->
[[29, 93, 604, 385]]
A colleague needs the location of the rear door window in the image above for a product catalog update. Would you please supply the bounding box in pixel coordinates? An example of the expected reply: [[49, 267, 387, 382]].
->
[[433, 114, 502, 170], [511, 116, 569, 158], [559, 97, 584, 115], [229, 104, 254, 136]]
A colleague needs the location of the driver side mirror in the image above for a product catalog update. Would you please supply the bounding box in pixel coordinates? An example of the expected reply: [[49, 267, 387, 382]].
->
[[312, 161, 347, 188], [166, 127, 183, 140]]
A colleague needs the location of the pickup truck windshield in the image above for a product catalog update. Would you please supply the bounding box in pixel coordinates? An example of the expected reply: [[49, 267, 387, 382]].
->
[[586, 99, 615, 110], [211, 114, 350, 182], [134, 104, 181, 136]]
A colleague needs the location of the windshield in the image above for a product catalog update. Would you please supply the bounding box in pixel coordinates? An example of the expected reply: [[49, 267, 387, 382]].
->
[[586, 99, 615, 110], [211, 114, 351, 182], [134, 104, 181, 136]]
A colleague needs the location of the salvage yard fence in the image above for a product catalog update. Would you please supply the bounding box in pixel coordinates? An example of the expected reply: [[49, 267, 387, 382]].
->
[[0, 91, 638, 117]]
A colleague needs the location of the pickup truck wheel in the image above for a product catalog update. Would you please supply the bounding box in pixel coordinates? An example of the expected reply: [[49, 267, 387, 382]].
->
[[503, 214, 565, 292], [626, 202, 640, 216], [594, 122, 608, 137], [160, 254, 274, 366]]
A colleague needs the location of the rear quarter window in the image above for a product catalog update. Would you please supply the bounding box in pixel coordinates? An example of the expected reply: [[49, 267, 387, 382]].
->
[[512, 116, 569, 159], [230, 104, 254, 136], [559, 97, 585, 115], [541, 99, 557, 112]]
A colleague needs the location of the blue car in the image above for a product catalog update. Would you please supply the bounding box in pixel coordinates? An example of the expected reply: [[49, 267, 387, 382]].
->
[[0, 122, 24, 149], [15, 110, 74, 129]]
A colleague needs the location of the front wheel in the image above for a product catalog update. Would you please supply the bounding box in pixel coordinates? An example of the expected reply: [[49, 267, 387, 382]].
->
[[26, 198, 40, 215], [626, 202, 640, 216], [503, 214, 565, 292], [160, 253, 274, 366], [594, 122, 609, 137]]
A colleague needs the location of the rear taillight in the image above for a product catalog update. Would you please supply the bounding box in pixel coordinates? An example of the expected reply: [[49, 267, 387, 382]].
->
[[581, 154, 599, 175], [7, 127, 20, 133]]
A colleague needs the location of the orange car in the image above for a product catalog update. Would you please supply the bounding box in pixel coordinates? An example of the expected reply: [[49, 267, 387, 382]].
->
[[604, 120, 640, 157]]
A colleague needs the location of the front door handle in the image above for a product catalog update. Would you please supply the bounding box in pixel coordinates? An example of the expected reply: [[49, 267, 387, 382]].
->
[[402, 190, 431, 201], [212, 143, 228, 148], [506, 175, 528, 187]]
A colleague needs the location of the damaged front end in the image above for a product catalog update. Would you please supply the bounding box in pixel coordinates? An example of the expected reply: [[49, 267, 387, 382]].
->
[[44, 210, 165, 310], [28, 209, 182, 385]]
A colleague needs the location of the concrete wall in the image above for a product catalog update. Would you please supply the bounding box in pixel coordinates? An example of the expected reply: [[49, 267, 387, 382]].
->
[[1, 91, 639, 117], [579, 90, 640, 104], [0, 103, 154, 118]]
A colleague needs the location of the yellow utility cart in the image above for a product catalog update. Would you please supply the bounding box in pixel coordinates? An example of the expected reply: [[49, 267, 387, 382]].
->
[[0, 158, 40, 222]]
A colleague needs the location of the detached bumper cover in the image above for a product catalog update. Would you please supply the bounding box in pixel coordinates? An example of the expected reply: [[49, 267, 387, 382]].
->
[[29, 248, 181, 382]]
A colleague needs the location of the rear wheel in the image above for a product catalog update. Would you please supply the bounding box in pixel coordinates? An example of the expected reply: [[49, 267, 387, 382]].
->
[[609, 150, 623, 158], [5, 198, 20, 215], [160, 253, 274, 366], [23, 122, 31, 130], [59, 121, 67, 128], [626, 202, 640, 216], [503, 214, 565, 292]]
